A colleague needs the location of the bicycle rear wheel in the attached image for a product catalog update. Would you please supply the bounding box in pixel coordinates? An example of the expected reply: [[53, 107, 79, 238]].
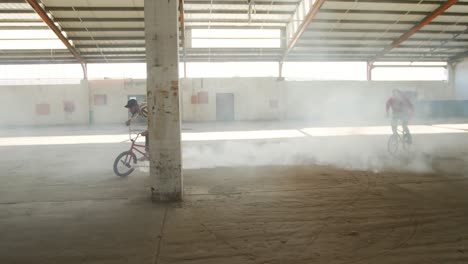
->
[[402, 133, 412, 150], [387, 134, 400, 156], [113, 151, 137, 177]]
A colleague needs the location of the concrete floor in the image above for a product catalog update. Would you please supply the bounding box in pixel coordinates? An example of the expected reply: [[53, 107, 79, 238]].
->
[[1, 122, 468, 264]]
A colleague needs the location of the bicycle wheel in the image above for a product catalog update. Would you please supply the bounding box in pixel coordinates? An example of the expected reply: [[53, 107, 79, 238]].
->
[[113, 151, 137, 177], [387, 134, 400, 156], [402, 133, 412, 151]]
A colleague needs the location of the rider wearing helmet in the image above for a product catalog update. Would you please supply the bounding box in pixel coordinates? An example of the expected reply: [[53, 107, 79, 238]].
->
[[386, 89, 414, 143]]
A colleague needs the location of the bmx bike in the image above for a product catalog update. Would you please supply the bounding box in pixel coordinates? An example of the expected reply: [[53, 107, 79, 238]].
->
[[113, 129, 148, 177], [387, 125, 412, 156]]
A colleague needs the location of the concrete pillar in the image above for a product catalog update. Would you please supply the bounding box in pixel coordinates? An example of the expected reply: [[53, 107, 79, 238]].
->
[[81, 79, 93, 125], [144, 0, 183, 202]]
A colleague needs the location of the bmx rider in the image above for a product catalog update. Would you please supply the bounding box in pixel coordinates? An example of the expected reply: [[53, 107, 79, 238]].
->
[[386, 89, 414, 144]]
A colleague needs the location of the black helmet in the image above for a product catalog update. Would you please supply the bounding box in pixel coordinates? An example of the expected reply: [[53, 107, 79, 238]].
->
[[124, 99, 138, 108]]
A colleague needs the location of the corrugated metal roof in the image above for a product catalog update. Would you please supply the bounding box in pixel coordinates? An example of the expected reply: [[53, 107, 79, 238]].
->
[[0, 0, 467, 64]]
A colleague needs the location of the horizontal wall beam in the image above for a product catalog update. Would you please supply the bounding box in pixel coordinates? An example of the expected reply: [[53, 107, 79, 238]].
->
[[45, 0, 299, 11], [0, 26, 49, 30], [319, 8, 466, 16], [55, 17, 289, 23], [0, 9, 36, 13]]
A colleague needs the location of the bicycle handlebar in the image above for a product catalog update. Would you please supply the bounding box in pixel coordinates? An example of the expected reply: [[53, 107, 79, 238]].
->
[[128, 127, 141, 142]]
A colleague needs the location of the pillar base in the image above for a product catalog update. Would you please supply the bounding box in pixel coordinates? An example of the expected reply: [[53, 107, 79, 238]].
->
[[151, 188, 182, 203]]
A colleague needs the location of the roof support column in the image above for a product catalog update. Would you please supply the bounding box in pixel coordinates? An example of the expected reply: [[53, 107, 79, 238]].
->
[[144, 0, 183, 202], [367, 61, 373, 81], [82, 63, 88, 80], [447, 62, 457, 99], [278, 61, 284, 80]]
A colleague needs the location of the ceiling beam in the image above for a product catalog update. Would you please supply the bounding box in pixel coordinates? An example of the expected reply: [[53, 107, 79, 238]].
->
[[71, 36, 146, 40], [372, 0, 459, 62], [186, 25, 283, 29], [319, 8, 466, 16], [0, 26, 49, 30], [312, 18, 468, 26], [183, 0, 299, 4], [45, 0, 300, 10], [0, 9, 35, 13], [297, 36, 468, 42], [55, 17, 289, 23], [0, 0, 25, 3], [76, 44, 144, 48], [62, 24, 285, 32], [25, 0, 87, 78], [305, 28, 467, 34], [283, 0, 326, 61], [63, 27, 144, 32], [0, 19, 42, 23], [319, 9, 430, 15], [326, 0, 468, 5]]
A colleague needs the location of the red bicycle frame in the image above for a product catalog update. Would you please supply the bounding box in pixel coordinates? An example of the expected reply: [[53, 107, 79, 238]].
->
[[124, 133, 147, 164]]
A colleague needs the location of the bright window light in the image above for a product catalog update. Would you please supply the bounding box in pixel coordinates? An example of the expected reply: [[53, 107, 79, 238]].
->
[[0, 29, 66, 50], [87, 63, 147, 79], [185, 62, 278, 78], [191, 29, 281, 48], [283, 62, 367, 80], [0, 64, 82, 85], [373, 67, 447, 81], [373, 61, 447, 66], [0, 39, 65, 50], [0, 30, 57, 39], [192, 29, 280, 38]]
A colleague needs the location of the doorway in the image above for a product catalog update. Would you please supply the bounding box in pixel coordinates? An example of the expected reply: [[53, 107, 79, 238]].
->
[[216, 93, 235, 121]]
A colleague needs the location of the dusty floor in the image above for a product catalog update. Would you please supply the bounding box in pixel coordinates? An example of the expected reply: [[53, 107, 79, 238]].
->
[[1, 122, 468, 264]]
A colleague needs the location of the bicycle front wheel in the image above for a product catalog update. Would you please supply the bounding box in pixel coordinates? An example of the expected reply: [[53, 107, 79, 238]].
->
[[113, 151, 137, 177], [387, 134, 400, 156]]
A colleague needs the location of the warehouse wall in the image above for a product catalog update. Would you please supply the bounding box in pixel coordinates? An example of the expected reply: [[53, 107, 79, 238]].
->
[[180, 78, 285, 121], [285, 80, 451, 122], [0, 83, 88, 126], [89, 79, 145, 124], [0, 78, 455, 126], [181, 78, 452, 122]]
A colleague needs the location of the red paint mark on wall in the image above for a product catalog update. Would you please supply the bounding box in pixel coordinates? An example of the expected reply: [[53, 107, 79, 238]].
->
[[197, 91, 209, 104], [94, 94, 107, 106], [36, 104, 50, 115], [63, 100, 75, 113], [191, 95, 198, 104]]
